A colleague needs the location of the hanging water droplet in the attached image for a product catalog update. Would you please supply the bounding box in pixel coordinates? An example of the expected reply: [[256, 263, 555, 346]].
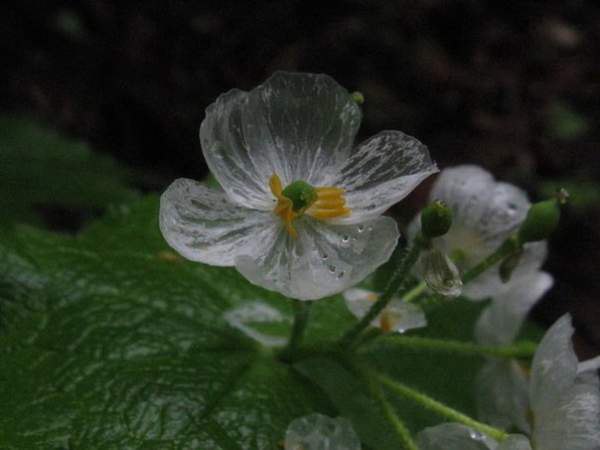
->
[[328, 265, 336, 273]]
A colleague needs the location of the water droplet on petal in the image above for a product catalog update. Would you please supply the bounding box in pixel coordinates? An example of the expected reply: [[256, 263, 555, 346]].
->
[[337, 271, 345, 279], [342, 235, 350, 243], [357, 225, 365, 233], [328, 265, 337, 273]]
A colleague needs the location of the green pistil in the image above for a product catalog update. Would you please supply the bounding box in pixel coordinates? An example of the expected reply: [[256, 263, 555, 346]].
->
[[282, 180, 317, 212]]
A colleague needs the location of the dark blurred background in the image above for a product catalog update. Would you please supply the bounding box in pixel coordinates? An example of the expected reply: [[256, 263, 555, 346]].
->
[[2, 0, 599, 354]]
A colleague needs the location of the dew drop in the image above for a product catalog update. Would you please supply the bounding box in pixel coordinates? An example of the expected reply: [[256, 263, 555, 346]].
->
[[341, 235, 350, 243], [320, 251, 329, 260], [357, 225, 365, 233], [469, 431, 484, 441], [337, 271, 345, 279], [328, 265, 337, 273], [367, 226, 374, 232]]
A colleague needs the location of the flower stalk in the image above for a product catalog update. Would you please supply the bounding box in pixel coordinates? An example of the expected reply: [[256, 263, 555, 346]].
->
[[376, 373, 509, 442], [280, 300, 312, 362], [339, 234, 428, 348], [461, 237, 520, 285], [362, 335, 538, 359]]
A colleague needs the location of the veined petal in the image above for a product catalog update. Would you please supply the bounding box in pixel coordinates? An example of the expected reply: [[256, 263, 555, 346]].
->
[[416, 423, 497, 450], [159, 178, 277, 266], [530, 314, 579, 415], [200, 90, 273, 210], [331, 131, 438, 223], [243, 72, 362, 187], [476, 360, 531, 434], [235, 217, 399, 301], [475, 271, 553, 346], [343, 288, 426, 333], [533, 371, 600, 450]]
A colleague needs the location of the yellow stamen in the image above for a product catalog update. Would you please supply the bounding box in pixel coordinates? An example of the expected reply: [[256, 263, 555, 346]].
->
[[380, 312, 393, 332], [306, 186, 350, 220], [269, 173, 351, 238]]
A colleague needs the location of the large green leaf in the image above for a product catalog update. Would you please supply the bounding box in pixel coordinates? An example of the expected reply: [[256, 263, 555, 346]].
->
[[0, 195, 539, 449], [0, 198, 335, 449], [0, 116, 138, 227]]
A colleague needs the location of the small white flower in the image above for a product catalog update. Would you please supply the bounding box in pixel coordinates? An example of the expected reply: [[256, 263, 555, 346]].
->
[[410, 165, 547, 300], [223, 301, 290, 347], [284, 413, 361, 450], [477, 314, 600, 449], [417, 423, 532, 450], [343, 287, 426, 333], [474, 271, 553, 432], [160, 72, 438, 300]]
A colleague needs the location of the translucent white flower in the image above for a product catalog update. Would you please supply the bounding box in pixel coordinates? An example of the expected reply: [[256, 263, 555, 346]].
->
[[409, 165, 547, 300], [474, 271, 553, 432], [343, 287, 426, 333], [223, 301, 290, 347], [284, 413, 361, 450], [160, 72, 438, 300], [476, 314, 600, 449], [417, 423, 532, 450]]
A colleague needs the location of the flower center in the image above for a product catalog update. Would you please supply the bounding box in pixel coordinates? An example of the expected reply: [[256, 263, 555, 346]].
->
[[269, 174, 350, 238]]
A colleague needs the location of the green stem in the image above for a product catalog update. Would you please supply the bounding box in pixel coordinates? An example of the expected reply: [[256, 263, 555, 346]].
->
[[340, 235, 427, 348], [402, 281, 427, 303], [462, 238, 519, 285], [362, 336, 537, 359], [368, 376, 420, 450], [280, 300, 312, 362], [377, 373, 508, 441]]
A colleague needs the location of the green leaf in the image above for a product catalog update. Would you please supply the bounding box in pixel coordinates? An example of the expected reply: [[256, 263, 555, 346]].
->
[[0, 197, 334, 449], [0, 116, 138, 227]]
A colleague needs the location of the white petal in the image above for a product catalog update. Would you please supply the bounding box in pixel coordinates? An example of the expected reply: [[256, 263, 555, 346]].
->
[[430, 166, 529, 244], [236, 216, 399, 300], [474, 271, 553, 346], [533, 371, 600, 450], [476, 360, 531, 434], [530, 314, 578, 414], [200, 90, 273, 210], [243, 72, 363, 187], [223, 301, 289, 347], [159, 178, 276, 266], [497, 435, 532, 450], [284, 413, 361, 450], [462, 241, 548, 300], [417, 423, 497, 450], [578, 355, 600, 374], [343, 288, 426, 333], [329, 131, 437, 223]]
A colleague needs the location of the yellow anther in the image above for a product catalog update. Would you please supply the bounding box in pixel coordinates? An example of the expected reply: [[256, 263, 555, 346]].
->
[[269, 173, 351, 238], [380, 312, 393, 333]]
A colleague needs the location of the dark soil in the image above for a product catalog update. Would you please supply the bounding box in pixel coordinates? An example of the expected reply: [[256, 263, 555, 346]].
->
[[2, 0, 599, 354]]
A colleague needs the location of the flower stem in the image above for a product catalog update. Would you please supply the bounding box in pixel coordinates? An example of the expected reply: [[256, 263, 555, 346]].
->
[[461, 237, 519, 285], [377, 373, 509, 442], [368, 376, 420, 450], [402, 281, 427, 303], [339, 235, 427, 348], [280, 300, 312, 362], [362, 335, 537, 359]]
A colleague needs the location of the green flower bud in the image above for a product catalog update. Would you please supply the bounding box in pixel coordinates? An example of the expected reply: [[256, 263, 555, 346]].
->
[[282, 180, 318, 212], [518, 199, 561, 243], [351, 91, 364, 105], [421, 200, 453, 239]]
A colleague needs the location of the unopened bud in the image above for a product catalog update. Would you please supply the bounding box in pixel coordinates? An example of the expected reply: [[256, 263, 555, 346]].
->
[[351, 91, 365, 105], [421, 200, 453, 239], [518, 197, 563, 243], [420, 249, 462, 297]]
